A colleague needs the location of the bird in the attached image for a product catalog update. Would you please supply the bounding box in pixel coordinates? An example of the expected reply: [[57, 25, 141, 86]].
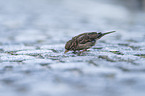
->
[[64, 31, 115, 54]]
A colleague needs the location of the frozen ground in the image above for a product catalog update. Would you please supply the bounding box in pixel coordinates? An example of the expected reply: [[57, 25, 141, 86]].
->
[[0, 0, 145, 96]]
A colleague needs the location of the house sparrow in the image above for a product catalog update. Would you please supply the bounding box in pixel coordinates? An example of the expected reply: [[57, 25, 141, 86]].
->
[[65, 31, 115, 54]]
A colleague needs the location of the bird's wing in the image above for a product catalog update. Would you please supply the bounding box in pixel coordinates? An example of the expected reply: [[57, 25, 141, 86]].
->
[[76, 33, 92, 44]]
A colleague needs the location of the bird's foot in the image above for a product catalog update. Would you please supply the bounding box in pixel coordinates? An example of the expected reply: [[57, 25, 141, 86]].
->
[[73, 51, 77, 54], [78, 49, 87, 55]]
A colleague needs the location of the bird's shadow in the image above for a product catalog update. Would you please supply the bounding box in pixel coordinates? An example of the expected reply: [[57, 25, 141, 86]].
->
[[72, 51, 90, 56]]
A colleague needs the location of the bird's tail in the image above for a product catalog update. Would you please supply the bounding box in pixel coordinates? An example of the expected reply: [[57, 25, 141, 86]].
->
[[96, 31, 115, 39]]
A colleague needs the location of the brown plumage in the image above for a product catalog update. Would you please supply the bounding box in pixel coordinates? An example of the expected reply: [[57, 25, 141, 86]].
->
[[65, 31, 115, 54]]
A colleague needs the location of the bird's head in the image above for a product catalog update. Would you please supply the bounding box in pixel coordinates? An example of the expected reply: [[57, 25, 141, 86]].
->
[[64, 40, 72, 53]]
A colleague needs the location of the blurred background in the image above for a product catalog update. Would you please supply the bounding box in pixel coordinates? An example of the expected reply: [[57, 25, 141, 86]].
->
[[0, 0, 145, 96], [0, 0, 145, 43]]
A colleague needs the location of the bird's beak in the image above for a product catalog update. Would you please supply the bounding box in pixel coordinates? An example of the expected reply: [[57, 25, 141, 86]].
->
[[64, 50, 69, 53]]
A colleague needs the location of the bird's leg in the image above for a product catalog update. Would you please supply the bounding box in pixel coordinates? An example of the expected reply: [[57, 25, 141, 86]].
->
[[81, 49, 87, 53], [78, 49, 87, 55], [73, 50, 77, 54]]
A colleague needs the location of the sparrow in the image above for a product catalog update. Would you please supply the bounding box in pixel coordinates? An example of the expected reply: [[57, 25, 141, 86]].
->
[[64, 31, 115, 54]]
